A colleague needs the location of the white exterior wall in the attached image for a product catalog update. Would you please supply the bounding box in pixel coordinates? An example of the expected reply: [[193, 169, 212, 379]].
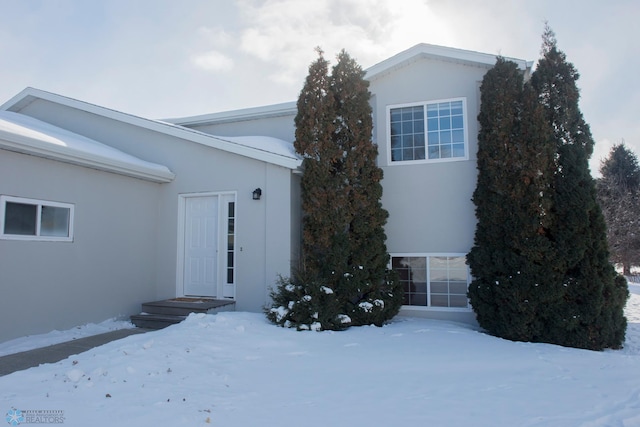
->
[[8, 99, 297, 321], [369, 58, 489, 323], [0, 47, 504, 336], [188, 115, 296, 143], [0, 149, 161, 342]]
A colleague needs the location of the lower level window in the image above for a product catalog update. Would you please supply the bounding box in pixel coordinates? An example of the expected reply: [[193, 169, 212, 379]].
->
[[1, 195, 74, 241], [391, 254, 469, 308]]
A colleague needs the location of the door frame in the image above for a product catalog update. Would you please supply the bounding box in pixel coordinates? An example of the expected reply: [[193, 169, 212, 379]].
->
[[176, 191, 237, 299]]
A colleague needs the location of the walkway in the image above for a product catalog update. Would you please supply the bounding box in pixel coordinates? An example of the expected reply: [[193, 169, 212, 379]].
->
[[0, 328, 149, 377]]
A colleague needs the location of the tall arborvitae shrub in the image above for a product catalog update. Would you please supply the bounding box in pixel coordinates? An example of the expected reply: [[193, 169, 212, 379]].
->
[[266, 49, 345, 330], [266, 49, 401, 330], [530, 26, 627, 349], [467, 58, 560, 342], [470, 27, 628, 350], [328, 50, 402, 326]]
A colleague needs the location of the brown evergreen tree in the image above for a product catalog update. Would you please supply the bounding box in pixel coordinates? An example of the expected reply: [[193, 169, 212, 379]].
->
[[267, 49, 401, 330]]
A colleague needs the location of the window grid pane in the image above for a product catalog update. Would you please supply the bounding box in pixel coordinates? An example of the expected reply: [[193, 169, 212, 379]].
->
[[426, 101, 465, 160], [429, 256, 469, 308], [390, 106, 425, 161], [392, 256, 426, 307], [226, 202, 235, 284]]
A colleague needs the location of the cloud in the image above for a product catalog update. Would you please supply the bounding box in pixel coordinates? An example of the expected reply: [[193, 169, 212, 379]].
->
[[234, 0, 455, 86], [191, 50, 235, 72], [196, 26, 234, 47], [188, 26, 237, 72]]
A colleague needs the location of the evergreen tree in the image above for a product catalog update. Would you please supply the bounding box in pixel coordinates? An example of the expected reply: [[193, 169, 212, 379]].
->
[[266, 49, 346, 331], [597, 143, 640, 275], [600, 143, 640, 189], [328, 50, 402, 326], [266, 49, 401, 330], [529, 25, 627, 349], [467, 58, 559, 342], [292, 48, 339, 276], [469, 26, 628, 350]]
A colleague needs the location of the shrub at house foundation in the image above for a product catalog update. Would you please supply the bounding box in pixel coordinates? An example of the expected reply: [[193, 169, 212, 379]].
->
[[468, 26, 628, 350], [266, 49, 402, 330]]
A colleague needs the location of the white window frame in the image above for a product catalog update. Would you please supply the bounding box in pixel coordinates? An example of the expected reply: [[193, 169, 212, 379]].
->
[[0, 195, 74, 242], [390, 253, 472, 312], [386, 97, 469, 166]]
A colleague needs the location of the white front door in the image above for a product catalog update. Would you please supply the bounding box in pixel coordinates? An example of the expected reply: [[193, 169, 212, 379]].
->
[[184, 196, 218, 296], [179, 193, 237, 299]]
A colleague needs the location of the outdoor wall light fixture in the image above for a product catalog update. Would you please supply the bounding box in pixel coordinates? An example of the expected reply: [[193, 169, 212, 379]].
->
[[252, 188, 262, 200]]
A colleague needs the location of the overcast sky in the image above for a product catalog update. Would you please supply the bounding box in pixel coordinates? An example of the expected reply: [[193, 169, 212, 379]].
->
[[0, 0, 637, 174]]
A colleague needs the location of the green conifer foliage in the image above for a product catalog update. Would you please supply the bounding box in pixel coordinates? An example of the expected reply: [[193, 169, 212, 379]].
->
[[470, 26, 628, 350], [529, 26, 627, 350], [600, 144, 640, 189], [266, 49, 401, 330], [328, 50, 402, 326], [597, 144, 640, 275], [468, 58, 559, 341]]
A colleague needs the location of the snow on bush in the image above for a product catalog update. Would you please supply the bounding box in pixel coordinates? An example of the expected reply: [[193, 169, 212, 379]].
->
[[359, 302, 374, 312], [337, 314, 352, 324], [270, 306, 289, 322]]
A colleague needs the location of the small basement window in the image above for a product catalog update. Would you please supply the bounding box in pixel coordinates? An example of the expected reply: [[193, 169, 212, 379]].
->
[[391, 254, 470, 309], [1, 195, 74, 241]]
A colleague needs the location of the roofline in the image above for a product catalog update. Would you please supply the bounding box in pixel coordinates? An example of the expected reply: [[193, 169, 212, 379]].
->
[[164, 101, 297, 127], [0, 128, 176, 183], [167, 44, 531, 127], [0, 88, 301, 170], [365, 43, 531, 81]]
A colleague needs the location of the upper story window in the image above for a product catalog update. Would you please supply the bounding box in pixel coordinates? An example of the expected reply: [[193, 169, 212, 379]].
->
[[389, 98, 468, 164], [1, 195, 74, 242]]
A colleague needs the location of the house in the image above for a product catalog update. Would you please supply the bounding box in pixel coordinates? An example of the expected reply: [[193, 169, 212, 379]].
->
[[0, 44, 531, 343]]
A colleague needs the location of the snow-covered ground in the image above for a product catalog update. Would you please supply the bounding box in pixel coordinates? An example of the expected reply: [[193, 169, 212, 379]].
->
[[2, 284, 640, 427]]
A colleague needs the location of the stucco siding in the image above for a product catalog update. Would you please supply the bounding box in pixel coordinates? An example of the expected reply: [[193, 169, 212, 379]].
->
[[370, 57, 488, 256], [9, 100, 297, 315], [368, 57, 489, 324], [188, 114, 296, 143], [381, 162, 477, 253], [0, 46, 503, 331], [0, 149, 161, 342]]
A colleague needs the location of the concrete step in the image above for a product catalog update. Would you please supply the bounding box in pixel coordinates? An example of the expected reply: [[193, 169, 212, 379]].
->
[[141, 299, 233, 316], [131, 298, 236, 329], [130, 313, 186, 329]]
